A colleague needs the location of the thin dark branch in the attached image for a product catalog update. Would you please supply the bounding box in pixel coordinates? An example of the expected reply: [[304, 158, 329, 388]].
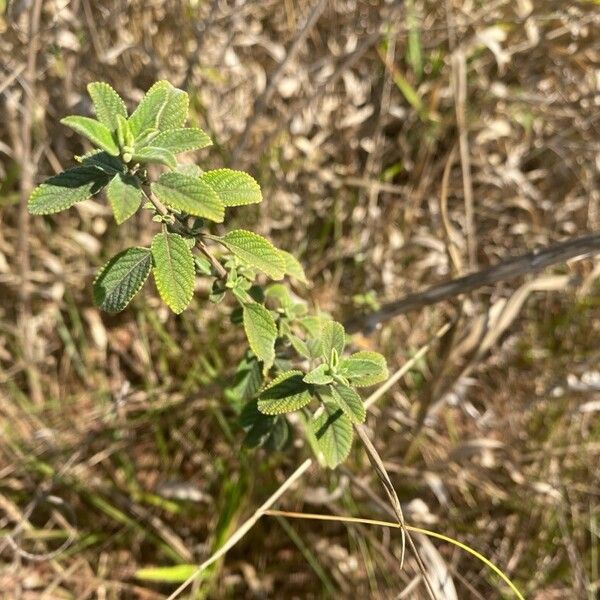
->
[[347, 232, 600, 333]]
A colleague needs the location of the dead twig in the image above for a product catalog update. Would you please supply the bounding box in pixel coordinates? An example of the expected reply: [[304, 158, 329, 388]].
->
[[347, 232, 600, 332]]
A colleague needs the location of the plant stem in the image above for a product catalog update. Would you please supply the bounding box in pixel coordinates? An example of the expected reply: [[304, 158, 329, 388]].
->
[[141, 183, 228, 279]]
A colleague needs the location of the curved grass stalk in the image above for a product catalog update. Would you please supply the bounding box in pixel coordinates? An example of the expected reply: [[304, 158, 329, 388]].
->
[[264, 509, 525, 600]]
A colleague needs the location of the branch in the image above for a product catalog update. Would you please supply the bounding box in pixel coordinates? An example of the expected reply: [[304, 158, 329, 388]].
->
[[346, 232, 600, 333]]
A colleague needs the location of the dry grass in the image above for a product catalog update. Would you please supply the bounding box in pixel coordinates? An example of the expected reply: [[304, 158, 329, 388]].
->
[[1, 0, 600, 598]]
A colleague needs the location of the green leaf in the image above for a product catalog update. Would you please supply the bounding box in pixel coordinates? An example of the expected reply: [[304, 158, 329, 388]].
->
[[78, 150, 124, 174], [116, 114, 134, 148], [243, 303, 277, 369], [321, 320, 346, 360], [151, 172, 224, 222], [240, 400, 289, 450], [287, 333, 311, 359], [151, 232, 195, 314], [135, 565, 199, 583], [220, 230, 285, 280], [303, 363, 333, 385], [28, 167, 109, 215], [257, 370, 312, 415], [225, 353, 263, 412], [176, 163, 202, 177], [279, 250, 308, 284], [330, 383, 365, 423], [106, 173, 142, 224], [87, 82, 127, 131], [129, 81, 189, 136], [201, 169, 262, 207], [130, 146, 177, 169], [310, 401, 353, 468], [60, 116, 119, 156], [152, 128, 212, 154], [93, 247, 152, 313], [156, 85, 189, 131], [340, 351, 389, 387]]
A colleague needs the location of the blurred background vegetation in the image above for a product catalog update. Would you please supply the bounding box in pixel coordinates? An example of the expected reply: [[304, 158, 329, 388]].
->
[[1, 0, 600, 598]]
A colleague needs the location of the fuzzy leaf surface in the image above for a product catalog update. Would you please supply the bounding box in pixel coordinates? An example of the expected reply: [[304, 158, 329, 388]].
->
[[330, 383, 365, 423], [78, 151, 124, 174], [240, 401, 289, 450], [152, 128, 212, 154], [152, 172, 224, 222], [61, 116, 119, 155], [87, 82, 127, 131], [220, 230, 285, 280], [106, 173, 142, 224], [242, 303, 277, 369], [311, 401, 353, 468], [131, 146, 177, 169], [151, 232, 195, 314], [340, 351, 389, 387], [279, 250, 308, 284], [303, 363, 333, 385], [129, 81, 188, 136], [93, 247, 152, 313], [201, 169, 262, 207], [320, 320, 346, 360], [257, 370, 312, 415], [225, 353, 263, 412], [28, 167, 109, 214]]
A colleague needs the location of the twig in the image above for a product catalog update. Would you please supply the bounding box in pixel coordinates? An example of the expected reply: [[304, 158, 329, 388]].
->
[[346, 232, 600, 332], [141, 184, 228, 279]]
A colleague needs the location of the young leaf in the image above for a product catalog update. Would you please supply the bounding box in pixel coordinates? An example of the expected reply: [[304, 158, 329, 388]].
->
[[201, 169, 262, 207], [321, 320, 346, 360], [156, 85, 189, 131], [106, 173, 142, 224], [257, 370, 312, 415], [340, 351, 388, 387], [242, 303, 277, 369], [93, 247, 152, 313], [60, 116, 119, 156], [28, 167, 109, 215], [129, 81, 188, 136], [151, 172, 224, 222], [87, 82, 127, 131], [152, 128, 212, 154], [330, 383, 365, 423], [303, 363, 333, 385], [279, 250, 308, 284], [287, 333, 311, 359], [220, 230, 286, 280], [310, 401, 354, 468], [130, 146, 177, 170], [116, 114, 134, 149], [151, 232, 195, 314]]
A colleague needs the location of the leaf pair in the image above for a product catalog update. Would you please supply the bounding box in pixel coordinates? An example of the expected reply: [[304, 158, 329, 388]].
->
[[150, 169, 262, 225], [93, 232, 195, 314]]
